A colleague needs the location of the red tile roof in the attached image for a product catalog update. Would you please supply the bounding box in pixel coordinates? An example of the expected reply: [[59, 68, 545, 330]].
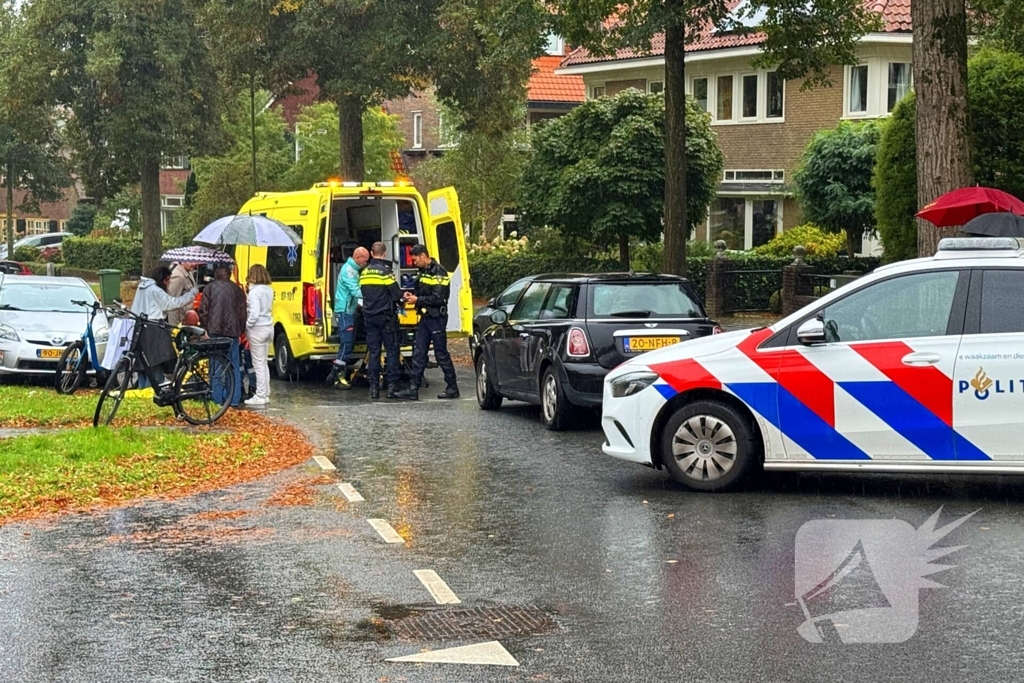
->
[[528, 54, 586, 103], [0, 187, 79, 222], [562, 0, 912, 67]]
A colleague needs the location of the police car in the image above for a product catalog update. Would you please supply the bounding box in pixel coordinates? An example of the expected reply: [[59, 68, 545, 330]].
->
[[601, 237, 1024, 491]]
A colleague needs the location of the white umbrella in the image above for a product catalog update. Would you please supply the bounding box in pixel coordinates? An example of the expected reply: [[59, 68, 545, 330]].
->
[[193, 214, 302, 247]]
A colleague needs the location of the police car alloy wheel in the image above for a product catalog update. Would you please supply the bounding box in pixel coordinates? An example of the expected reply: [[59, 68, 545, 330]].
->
[[660, 401, 756, 492]]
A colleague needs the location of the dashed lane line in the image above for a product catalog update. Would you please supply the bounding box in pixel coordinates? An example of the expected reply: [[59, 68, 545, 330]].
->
[[312, 455, 336, 471], [387, 641, 519, 666], [367, 519, 406, 544], [337, 482, 364, 502], [413, 569, 461, 605]]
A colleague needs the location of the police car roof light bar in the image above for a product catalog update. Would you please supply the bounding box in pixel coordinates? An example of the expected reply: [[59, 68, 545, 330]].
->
[[936, 237, 1024, 252]]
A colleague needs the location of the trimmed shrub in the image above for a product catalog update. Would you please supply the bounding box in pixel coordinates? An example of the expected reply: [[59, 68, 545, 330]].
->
[[63, 237, 143, 276], [753, 224, 845, 258], [13, 245, 40, 262]]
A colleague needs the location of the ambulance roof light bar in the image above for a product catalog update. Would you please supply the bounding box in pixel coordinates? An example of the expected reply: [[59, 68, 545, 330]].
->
[[936, 237, 1024, 252]]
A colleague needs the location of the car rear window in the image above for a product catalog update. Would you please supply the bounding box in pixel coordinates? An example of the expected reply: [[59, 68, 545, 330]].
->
[[0, 282, 95, 313], [588, 282, 703, 319]]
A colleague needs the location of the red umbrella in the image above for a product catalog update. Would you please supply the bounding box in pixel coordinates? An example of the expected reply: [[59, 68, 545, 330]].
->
[[916, 186, 1024, 227]]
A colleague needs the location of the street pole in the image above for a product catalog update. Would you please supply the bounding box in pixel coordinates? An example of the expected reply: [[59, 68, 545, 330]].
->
[[250, 73, 258, 196]]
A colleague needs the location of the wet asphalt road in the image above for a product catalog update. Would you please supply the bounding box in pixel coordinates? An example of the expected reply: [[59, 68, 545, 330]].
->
[[4, 362, 1024, 681]]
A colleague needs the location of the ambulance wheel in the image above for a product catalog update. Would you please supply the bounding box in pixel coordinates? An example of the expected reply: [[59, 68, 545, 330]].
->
[[274, 332, 295, 378], [660, 401, 756, 492]]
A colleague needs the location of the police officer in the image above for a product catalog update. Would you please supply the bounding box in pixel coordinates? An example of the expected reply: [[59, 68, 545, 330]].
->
[[359, 242, 404, 400], [395, 244, 459, 400]]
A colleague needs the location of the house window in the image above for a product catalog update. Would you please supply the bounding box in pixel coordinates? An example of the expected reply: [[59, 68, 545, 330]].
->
[[591, 85, 605, 99], [716, 75, 734, 121], [544, 33, 564, 56], [692, 78, 709, 112], [412, 112, 423, 149], [162, 196, 183, 208], [648, 81, 664, 95], [741, 74, 758, 118], [888, 62, 912, 112], [723, 169, 785, 183], [161, 155, 188, 170], [708, 196, 782, 250], [767, 72, 784, 118], [849, 65, 869, 114]]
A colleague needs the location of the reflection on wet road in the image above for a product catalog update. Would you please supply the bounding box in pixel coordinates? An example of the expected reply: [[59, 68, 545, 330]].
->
[[3, 367, 1024, 682]]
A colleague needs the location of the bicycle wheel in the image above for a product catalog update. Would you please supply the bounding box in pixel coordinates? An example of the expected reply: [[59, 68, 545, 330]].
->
[[55, 340, 87, 395], [93, 355, 133, 427], [174, 350, 234, 426]]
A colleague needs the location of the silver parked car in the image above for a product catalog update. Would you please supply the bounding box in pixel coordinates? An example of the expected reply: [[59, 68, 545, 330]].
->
[[0, 275, 109, 380], [0, 231, 72, 260]]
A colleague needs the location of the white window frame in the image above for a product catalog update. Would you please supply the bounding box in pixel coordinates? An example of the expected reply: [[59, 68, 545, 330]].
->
[[544, 33, 564, 56], [723, 169, 786, 183], [648, 80, 664, 95], [591, 84, 606, 99], [845, 64, 870, 117], [706, 195, 785, 250], [692, 69, 785, 125], [689, 77, 710, 113], [887, 61, 913, 113], [740, 72, 759, 121], [162, 195, 184, 209], [161, 155, 188, 170], [412, 112, 423, 149]]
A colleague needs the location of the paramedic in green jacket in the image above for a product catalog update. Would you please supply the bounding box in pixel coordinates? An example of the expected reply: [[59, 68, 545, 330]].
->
[[327, 246, 369, 389]]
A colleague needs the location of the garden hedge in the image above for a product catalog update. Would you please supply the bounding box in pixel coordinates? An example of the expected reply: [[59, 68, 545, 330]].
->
[[468, 250, 881, 310], [62, 237, 143, 276], [21, 262, 99, 280]]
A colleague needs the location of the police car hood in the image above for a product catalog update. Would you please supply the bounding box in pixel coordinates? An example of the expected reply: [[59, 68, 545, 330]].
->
[[610, 327, 761, 376]]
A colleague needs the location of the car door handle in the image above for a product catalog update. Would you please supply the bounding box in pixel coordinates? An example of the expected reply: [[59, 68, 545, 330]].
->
[[901, 352, 941, 366]]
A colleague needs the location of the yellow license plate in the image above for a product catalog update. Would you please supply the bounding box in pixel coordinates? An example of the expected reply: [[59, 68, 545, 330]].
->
[[37, 348, 63, 359], [624, 336, 680, 352]]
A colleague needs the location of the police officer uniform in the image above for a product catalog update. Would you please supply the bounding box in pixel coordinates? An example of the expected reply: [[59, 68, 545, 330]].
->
[[396, 254, 459, 399], [358, 256, 403, 399]]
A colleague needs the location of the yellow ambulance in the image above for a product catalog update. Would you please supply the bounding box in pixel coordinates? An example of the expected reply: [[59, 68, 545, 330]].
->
[[231, 181, 473, 376]]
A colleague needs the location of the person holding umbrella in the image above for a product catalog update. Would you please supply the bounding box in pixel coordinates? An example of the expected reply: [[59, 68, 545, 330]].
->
[[166, 261, 198, 326]]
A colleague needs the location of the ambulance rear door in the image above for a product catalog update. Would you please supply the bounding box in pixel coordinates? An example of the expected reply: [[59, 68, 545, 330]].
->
[[426, 187, 473, 335]]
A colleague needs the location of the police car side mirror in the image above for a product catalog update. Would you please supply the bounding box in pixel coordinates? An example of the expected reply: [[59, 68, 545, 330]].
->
[[490, 309, 508, 325], [796, 318, 826, 346]]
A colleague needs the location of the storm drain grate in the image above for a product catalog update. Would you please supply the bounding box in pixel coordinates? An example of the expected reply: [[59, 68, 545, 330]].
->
[[388, 605, 559, 641]]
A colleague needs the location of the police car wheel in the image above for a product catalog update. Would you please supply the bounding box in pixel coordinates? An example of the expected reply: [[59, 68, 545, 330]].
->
[[475, 354, 502, 410], [660, 400, 756, 492]]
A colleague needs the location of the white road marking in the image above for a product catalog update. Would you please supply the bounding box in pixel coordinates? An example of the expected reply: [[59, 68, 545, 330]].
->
[[312, 455, 336, 471], [337, 482, 364, 502], [413, 569, 461, 604], [367, 519, 405, 544], [386, 641, 519, 666]]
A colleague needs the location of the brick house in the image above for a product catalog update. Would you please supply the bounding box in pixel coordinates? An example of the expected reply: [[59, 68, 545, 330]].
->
[[556, 0, 912, 255], [0, 186, 80, 238]]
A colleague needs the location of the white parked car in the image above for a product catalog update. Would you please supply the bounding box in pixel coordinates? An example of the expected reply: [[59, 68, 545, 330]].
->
[[601, 237, 1024, 491], [0, 232, 72, 260]]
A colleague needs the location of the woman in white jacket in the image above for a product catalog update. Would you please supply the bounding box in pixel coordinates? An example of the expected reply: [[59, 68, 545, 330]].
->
[[244, 265, 274, 407], [131, 266, 199, 394]]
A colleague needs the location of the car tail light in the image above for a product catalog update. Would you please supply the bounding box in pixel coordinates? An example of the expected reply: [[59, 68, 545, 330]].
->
[[302, 283, 321, 326], [713, 325, 724, 335], [567, 326, 591, 357]]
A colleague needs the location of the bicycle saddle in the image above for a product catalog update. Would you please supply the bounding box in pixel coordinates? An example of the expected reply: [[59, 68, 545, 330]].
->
[[180, 325, 206, 337]]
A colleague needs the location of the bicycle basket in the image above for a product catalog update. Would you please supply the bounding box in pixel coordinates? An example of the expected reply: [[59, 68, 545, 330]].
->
[[190, 337, 235, 351]]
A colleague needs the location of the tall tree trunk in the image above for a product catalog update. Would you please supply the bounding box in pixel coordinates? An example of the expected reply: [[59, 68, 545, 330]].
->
[[913, 0, 972, 256], [619, 232, 630, 269], [250, 74, 258, 195], [663, 0, 688, 277], [5, 163, 14, 258], [337, 95, 365, 181], [845, 228, 859, 258], [140, 156, 162, 276]]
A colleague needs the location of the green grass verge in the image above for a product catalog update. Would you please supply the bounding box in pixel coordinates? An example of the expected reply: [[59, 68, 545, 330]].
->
[[0, 427, 245, 519], [0, 386, 166, 427]]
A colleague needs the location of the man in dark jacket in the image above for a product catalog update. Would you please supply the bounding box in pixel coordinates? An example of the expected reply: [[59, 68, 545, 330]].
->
[[394, 244, 459, 400], [359, 242, 404, 400], [198, 265, 247, 407]]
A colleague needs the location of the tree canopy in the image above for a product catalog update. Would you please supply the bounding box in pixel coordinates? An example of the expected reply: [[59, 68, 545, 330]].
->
[[873, 94, 918, 262], [520, 89, 722, 267], [794, 120, 882, 257]]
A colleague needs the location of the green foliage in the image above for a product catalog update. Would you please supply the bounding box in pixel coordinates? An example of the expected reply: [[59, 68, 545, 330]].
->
[[469, 251, 622, 298], [63, 237, 143, 276], [283, 103, 404, 189], [12, 245, 39, 262], [66, 204, 97, 237], [873, 94, 918, 261], [969, 48, 1024, 200], [794, 120, 882, 254], [520, 90, 723, 260], [753, 224, 846, 258], [416, 115, 530, 239], [93, 187, 142, 236], [971, 0, 1024, 56]]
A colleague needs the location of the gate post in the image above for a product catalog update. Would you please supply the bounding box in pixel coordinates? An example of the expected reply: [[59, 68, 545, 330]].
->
[[705, 240, 731, 319], [782, 245, 814, 316]]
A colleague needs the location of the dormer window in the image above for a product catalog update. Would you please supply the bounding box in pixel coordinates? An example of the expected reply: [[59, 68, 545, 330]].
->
[[544, 33, 565, 56]]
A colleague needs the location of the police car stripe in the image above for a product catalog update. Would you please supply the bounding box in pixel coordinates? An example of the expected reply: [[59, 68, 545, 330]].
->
[[736, 331, 835, 428], [649, 358, 721, 393], [851, 341, 954, 427], [728, 383, 871, 461]]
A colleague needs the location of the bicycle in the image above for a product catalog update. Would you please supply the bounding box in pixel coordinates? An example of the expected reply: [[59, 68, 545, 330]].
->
[[93, 303, 237, 428], [55, 299, 109, 395]]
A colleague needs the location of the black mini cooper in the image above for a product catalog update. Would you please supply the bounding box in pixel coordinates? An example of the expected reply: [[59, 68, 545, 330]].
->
[[473, 273, 722, 430]]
